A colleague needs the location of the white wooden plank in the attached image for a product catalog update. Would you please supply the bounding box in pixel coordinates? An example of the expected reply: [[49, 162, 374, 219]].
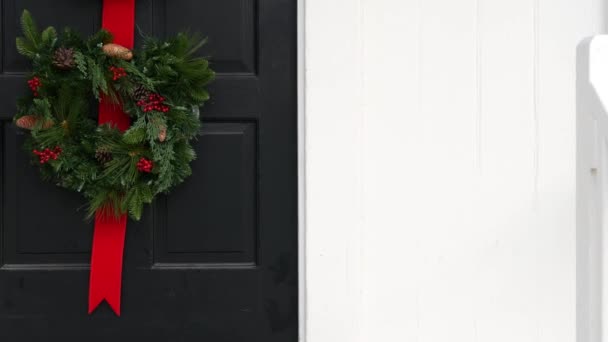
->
[[305, 0, 365, 341], [305, 0, 603, 341], [536, 1, 603, 341], [473, 1, 540, 341], [356, 0, 435, 340], [357, 0, 480, 340]]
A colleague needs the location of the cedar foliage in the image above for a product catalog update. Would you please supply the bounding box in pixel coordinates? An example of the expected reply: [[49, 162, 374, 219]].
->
[[14, 10, 215, 220]]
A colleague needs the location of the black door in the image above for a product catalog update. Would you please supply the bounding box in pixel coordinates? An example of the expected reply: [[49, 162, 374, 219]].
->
[[0, 1, 297, 340]]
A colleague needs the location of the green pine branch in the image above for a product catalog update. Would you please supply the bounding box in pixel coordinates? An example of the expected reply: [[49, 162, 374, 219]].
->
[[20, 10, 40, 49]]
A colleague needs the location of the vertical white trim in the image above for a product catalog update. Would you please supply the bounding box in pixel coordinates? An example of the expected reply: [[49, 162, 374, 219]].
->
[[576, 34, 608, 342]]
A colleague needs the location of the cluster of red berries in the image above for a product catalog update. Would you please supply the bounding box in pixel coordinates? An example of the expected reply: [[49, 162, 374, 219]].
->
[[27, 77, 42, 97], [109, 66, 127, 81], [33, 146, 62, 164], [138, 93, 170, 113], [136, 157, 154, 173]]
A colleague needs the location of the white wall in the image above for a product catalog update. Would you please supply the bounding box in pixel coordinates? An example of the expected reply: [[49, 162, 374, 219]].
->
[[304, 0, 607, 341]]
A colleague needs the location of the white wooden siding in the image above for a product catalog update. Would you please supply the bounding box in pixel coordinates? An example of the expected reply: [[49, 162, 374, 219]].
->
[[304, 0, 606, 341]]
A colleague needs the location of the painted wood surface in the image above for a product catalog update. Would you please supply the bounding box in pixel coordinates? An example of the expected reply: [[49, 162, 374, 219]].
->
[[305, 0, 606, 341], [577, 35, 608, 342]]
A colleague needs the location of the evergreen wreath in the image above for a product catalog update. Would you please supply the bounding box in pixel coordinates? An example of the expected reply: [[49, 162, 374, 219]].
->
[[13, 10, 215, 220]]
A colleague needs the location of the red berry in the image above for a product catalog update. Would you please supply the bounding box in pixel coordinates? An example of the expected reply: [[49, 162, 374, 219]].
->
[[28, 77, 42, 96], [138, 93, 170, 113], [137, 157, 154, 173], [33, 145, 61, 164], [109, 66, 127, 81]]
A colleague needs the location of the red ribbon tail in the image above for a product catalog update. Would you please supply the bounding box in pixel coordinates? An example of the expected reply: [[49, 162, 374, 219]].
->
[[88, 211, 127, 316]]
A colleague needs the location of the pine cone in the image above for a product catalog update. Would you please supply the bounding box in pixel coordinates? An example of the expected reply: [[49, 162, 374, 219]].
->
[[53, 47, 75, 70], [102, 43, 133, 60], [15, 115, 54, 130], [95, 148, 113, 164], [158, 126, 167, 142], [131, 85, 151, 102]]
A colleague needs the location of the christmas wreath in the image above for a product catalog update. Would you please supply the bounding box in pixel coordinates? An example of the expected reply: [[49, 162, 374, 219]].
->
[[13, 10, 215, 220]]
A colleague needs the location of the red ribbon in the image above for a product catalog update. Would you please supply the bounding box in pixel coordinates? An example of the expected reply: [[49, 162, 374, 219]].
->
[[88, 212, 128, 315], [88, 0, 135, 316]]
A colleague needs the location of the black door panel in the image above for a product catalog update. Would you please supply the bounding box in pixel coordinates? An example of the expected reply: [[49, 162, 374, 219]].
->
[[0, 1, 297, 340]]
